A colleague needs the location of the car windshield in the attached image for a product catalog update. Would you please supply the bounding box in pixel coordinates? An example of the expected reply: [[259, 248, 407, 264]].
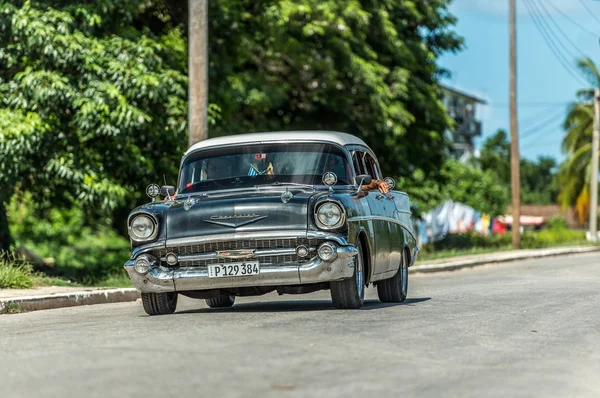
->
[[178, 143, 352, 194]]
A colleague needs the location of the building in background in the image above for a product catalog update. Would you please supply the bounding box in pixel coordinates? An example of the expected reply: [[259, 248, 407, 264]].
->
[[441, 85, 486, 161]]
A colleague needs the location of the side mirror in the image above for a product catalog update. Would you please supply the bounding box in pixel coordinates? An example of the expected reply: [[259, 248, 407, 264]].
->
[[161, 185, 176, 198], [355, 174, 372, 186], [383, 177, 396, 190]]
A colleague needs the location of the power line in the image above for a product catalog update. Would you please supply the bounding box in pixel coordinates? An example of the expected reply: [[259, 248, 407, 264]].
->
[[519, 109, 565, 140], [520, 105, 568, 127], [487, 102, 569, 108], [534, 0, 588, 56], [547, 0, 599, 39], [579, 0, 600, 28], [523, 0, 588, 86]]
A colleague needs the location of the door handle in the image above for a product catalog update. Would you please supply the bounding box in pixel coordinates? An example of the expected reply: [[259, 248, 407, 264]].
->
[[376, 194, 385, 200]]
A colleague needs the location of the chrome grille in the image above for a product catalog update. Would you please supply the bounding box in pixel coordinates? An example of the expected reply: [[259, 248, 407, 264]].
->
[[153, 238, 325, 267]]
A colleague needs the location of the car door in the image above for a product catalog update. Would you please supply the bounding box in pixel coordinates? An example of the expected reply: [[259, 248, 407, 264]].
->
[[363, 153, 401, 273], [351, 150, 388, 275]]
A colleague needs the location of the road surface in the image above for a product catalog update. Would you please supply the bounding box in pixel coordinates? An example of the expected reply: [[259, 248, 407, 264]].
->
[[1, 253, 599, 397]]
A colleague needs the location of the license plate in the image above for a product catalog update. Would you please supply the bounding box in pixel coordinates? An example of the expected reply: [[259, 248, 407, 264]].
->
[[208, 261, 260, 278]]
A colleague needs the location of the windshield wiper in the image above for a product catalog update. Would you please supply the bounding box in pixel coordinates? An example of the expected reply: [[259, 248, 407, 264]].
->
[[255, 182, 316, 189]]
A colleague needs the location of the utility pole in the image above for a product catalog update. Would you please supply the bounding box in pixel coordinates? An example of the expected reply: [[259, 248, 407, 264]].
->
[[589, 88, 600, 242], [509, 0, 521, 249], [188, 0, 209, 147]]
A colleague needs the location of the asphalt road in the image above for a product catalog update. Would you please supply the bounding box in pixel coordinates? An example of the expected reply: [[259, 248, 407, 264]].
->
[[1, 253, 599, 398]]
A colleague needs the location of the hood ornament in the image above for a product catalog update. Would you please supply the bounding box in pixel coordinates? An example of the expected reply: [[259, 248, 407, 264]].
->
[[281, 188, 294, 203], [183, 196, 197, 211], [204, 214, 267, 228]]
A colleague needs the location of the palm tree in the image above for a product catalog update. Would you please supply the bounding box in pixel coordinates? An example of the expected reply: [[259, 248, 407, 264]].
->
[[559, 57, 600, 224]]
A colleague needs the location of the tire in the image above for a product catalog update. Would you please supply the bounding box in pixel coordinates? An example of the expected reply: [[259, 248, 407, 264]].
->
[[205, 293, 235, 308], [377, 249, 409, 303], [330, 243, 365, 309], [141, 292, 178, 315]]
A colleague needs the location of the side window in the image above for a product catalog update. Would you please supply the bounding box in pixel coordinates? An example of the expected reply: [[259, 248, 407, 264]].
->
[[352, 151, 366, 175], [364, 153, 380, 180]]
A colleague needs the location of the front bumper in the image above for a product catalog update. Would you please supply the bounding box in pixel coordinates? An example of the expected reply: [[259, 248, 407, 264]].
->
[[124, 244, 358, 293]]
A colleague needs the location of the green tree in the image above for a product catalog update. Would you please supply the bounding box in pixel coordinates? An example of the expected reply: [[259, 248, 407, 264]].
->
[[0, 0, 213, 252], [207, 0, 463, 179], [0, 0, 463, 254], [559, 57, 600, 223], [406, 160, 509, 217], [477, 129, 559, 206]]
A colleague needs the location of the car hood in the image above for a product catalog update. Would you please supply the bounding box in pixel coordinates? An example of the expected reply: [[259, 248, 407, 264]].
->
[[164, 190, 313, 240]]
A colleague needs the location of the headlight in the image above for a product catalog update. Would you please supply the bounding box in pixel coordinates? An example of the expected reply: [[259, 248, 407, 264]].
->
[[129, 214, 157, 241], [315, 202, 345, 229]]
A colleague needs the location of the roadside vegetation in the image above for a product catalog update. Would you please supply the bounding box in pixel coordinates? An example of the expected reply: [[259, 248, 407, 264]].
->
[[419, 216, 590, 261]]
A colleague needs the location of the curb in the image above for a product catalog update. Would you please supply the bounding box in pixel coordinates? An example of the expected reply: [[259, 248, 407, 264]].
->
[[410, 246, 600, 274], [0, 288, 140, 315]]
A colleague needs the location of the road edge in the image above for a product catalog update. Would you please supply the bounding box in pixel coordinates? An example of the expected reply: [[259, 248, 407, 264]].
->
[[410, 246, 600, 274], [0, 288, 140, 315]]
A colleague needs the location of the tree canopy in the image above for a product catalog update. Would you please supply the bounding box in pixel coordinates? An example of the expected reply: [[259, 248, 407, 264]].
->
[[0, 0, 463, 252], [477, 130, 559, 206]]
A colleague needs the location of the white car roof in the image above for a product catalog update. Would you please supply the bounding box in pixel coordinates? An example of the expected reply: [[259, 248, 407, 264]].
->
[[184, 131, 370, 155]]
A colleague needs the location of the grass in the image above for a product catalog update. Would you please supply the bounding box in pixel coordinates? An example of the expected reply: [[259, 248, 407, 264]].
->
[[0, 259, 82, 289], [419, 229, 597, 262], [0, 260, 35, 289], [93, 273, 132, 288], [0, 257, 131, 290]]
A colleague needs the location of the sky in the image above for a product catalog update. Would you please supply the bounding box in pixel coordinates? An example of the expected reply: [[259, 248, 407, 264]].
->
[[439, 0, 600, 162]]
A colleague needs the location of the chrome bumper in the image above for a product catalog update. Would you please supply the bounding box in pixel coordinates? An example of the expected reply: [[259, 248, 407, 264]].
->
[[124, 245, 358, 293]]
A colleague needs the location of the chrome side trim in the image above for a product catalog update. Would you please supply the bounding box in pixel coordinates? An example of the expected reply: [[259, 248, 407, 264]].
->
[[347, 216, 417, 243]]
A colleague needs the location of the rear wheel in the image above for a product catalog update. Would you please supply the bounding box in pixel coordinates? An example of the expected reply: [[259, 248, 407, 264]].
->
[[330, 243, 365, 309], [205, 293, 235, 308], [141, 292, 178, 315], [377, 249, 409, 303]]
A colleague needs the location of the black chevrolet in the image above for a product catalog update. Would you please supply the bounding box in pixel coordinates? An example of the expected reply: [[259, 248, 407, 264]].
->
[[125, 131, 418, 315]]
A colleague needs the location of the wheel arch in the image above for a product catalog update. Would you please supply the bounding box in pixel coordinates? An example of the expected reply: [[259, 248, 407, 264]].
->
[[355, 228, 372, 284]]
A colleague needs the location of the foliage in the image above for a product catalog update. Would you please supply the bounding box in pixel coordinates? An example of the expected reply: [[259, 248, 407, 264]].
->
[[0, 258, 34, 288], [545, 215, 568, 231], [0, 0, 218, 251], [559, 57, 600, 223], [421, 228, 588, 259], [208, 0, 463, 181], [0, 0, 463, 255], [94, 273, 133, 288], [476, 130, 560, 205], [8, 193, 130, 284], [404, 159, 509, 216]]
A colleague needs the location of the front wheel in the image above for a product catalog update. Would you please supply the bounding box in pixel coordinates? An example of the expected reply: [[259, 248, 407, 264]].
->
[[141, 292, 178, 315], [330, 243, 365, 309], [377, 249, 409, 303], [205, 293, 235, 308]]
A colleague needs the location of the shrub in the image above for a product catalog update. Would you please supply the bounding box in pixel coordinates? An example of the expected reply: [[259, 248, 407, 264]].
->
[[8, 194, 130, 285], [545, 216, 569, 231], [0, 259, 34, 289]]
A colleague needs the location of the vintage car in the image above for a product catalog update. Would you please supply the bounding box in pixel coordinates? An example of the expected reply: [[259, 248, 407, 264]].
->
[[124, 131, 418, 315]]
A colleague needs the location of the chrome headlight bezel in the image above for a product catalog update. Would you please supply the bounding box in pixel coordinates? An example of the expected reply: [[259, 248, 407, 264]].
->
[[128, 213, 159, 243], [314, 200, 346, 230]]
